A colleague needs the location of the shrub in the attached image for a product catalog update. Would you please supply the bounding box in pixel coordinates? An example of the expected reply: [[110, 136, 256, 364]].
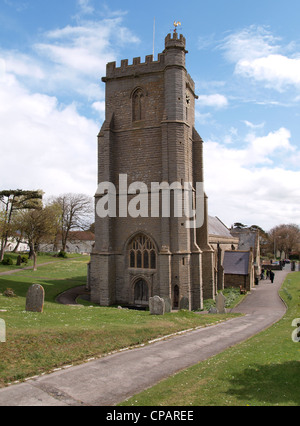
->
[[58, 250, 68, 258], [222, 288, 241, 308], [1, 256, 14, 266], [3, 288, 17, 298]]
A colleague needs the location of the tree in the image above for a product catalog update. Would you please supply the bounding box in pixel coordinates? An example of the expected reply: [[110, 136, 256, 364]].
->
[[0, 190, 43, 261], [50, 193, 93, 252], [268, 224, 300, 259], [233, 222, 247, 229], [18, 205, 59, 271]]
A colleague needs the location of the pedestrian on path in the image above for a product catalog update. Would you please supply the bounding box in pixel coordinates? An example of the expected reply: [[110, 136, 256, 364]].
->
[[270, 271, 275, 283]]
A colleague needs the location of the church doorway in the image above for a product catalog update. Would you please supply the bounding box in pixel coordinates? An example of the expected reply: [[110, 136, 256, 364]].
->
[[134, 279, 149, 305], [173, 285, 179, 309]]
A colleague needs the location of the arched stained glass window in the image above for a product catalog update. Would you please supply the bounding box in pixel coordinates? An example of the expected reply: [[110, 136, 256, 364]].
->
[[128, 234, 156, 270]]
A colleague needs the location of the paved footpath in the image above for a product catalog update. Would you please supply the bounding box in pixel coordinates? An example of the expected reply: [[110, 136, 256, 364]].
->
[[0, 268, 290, 406]]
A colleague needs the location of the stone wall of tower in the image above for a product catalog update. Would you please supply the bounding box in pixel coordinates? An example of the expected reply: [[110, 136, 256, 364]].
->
[[89, 32, 214, 310]]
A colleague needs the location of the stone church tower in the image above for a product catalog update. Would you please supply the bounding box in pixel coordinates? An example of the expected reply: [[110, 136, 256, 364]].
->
[[89, 32, 215, 310]]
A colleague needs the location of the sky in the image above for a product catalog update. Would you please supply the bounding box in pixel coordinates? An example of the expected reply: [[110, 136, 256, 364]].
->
[[1, 0, 300, 231]]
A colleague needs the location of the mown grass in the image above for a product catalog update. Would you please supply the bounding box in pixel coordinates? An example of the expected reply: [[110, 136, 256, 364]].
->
[[120, 272, 300, 407], [0, 252, 82, 272], [0, 258, 240, 387]]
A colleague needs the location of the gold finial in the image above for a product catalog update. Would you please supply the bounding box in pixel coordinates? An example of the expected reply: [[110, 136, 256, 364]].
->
[[173, 21, 181, 33]]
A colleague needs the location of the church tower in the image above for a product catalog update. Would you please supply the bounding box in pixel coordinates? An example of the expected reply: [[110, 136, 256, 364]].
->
[[89, 32, 215, 310]]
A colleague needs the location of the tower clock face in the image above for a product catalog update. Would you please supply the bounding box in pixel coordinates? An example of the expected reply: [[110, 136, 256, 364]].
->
[[186, 92, 191, 107]]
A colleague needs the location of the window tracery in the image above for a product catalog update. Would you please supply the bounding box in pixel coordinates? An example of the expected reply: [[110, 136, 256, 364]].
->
[[129, 234, 156, 269]]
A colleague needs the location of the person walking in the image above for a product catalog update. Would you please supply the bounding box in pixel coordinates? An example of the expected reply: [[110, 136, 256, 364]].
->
[[270, 271, 275, 283]]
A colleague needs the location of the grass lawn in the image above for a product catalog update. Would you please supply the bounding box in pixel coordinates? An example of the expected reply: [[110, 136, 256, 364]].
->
[[0, 252, 83, 272], [120, 272, 300, 407], [0, 257, 240, 388]]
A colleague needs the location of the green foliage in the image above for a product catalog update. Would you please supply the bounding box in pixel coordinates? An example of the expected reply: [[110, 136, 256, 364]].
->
[[20, 255, 28, 264], [1, 256, 14, 266], [222, 287, 241, 308], [57, 250, 68, 258]]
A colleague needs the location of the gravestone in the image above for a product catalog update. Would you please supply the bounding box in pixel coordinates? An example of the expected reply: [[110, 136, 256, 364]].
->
[[180, 297, 189, 311], [208, 306, 218, 314], [149, 296, 165, 315], [163, 297, 171, 313], [16, 255, 22, 266], [0, 319, 5, 343], [26, 284, 45, 313], [216, 293, 226, 314]]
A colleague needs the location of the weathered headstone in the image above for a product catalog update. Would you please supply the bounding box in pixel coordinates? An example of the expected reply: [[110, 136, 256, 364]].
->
[[26, 284, 45, 313], [163, 297, 171, 313], [180, 297, 189, 311], [208, 306, 218, 314], [216, 293, 226, 314], [149, 296, 165, 315], [0, 319, 5, 343], [16, 255, 22, 266]]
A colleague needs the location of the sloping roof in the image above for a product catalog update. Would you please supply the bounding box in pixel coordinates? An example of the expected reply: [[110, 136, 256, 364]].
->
[[230, 229, 258, 253], [237, 232, 257, 251], [68, 231, 95, 242], [208, 216, 232, 238], [223, 251, 250, 275]]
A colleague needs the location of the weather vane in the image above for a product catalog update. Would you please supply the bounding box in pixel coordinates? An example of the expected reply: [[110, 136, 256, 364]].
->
[[173, 21, 182, 33]]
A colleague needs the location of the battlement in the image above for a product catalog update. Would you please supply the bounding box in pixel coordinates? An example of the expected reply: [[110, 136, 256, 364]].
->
[[102, 33, 188, 81], [103, 53, 166, 81], [164, 32, 186, 49]]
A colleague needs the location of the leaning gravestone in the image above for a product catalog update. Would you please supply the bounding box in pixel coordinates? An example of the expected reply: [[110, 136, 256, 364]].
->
[[25, 284, 45, 313], [216, 293, 227, 314], [149, 296, 165, 315]]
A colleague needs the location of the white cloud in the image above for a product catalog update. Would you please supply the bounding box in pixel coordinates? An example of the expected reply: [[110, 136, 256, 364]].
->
[[221, 25, 280, 63], [77, 0, 94, 15], [0, 10, 141, 200], [34, 18, 139, 95], [236, 54, 300, 91], [0, 71, 98, 197], [197, 94, 228, 109], [204, 128, 300, 230], [243, 120, 265, 129], [221, 25, 300, 92]]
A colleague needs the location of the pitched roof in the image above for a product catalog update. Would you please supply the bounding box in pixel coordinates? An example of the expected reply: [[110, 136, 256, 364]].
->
[[68, 231, 95, 241], [208, 216, 232, 238], [223, 251, 250, 275]]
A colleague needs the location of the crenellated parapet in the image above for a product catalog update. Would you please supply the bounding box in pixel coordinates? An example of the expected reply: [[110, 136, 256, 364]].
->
[[103, 32, 189, 82], [103, 53, 165, 81], [164, 32, 187, 51]]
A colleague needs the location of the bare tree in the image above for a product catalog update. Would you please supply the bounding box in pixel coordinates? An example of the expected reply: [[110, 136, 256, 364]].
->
[[268, 224, 300, 259], [50, 193, 93, 252]]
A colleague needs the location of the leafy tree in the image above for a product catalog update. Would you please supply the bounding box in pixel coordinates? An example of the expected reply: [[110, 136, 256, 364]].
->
[[233, 222, 247, 229], [18, 205, 59, 271], [0, 190, 43, 261]]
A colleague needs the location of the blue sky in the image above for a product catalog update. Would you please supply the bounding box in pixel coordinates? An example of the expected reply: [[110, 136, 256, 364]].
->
[[1, 0, 300, 230]]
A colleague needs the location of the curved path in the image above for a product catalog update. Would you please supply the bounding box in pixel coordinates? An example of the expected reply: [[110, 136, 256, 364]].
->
[[56, 286, 89, 305], [0, 268, 290, 406]]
